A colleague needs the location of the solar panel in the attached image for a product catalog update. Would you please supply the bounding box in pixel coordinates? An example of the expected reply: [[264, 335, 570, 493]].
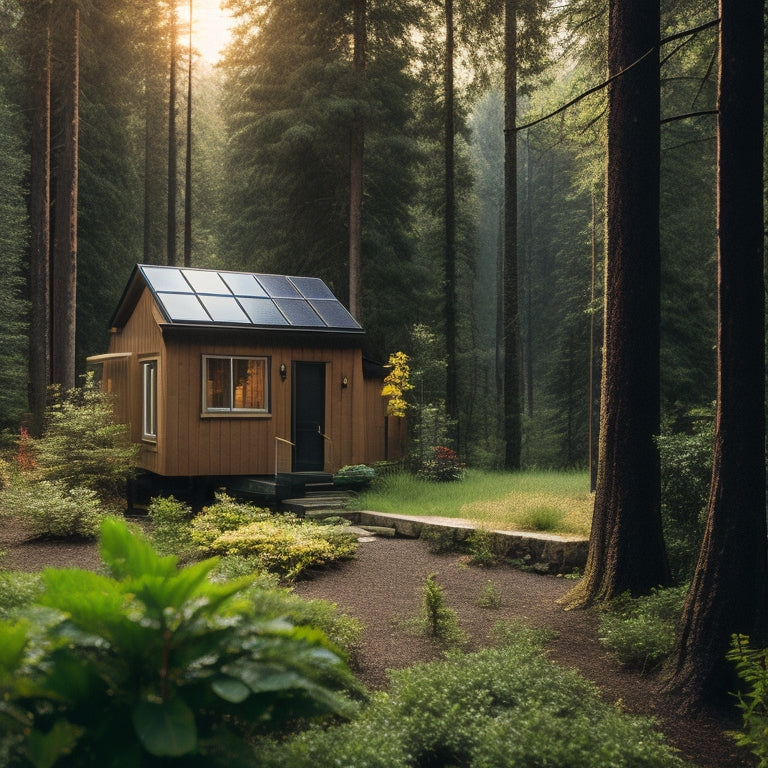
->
[[199, 295, 251, 324], [182, 269, 230, 295], [139, 265, 361, 333], [157, 292, 210, 322], [274, 298, 325, 327]]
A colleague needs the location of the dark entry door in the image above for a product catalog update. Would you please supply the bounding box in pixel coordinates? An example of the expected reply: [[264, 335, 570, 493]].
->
[[292, 362, 326, 471]]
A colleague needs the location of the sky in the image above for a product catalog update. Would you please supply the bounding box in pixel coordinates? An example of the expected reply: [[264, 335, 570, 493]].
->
[[186, 0, 235, 63]]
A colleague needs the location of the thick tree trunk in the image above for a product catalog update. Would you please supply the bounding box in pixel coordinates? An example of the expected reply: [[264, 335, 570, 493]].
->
[[348, 0, 365, 320], [444, 0, 457, 422], [503, 0, 522, 469], [28, 1, 51, 433], [50, 2, 79, 391], [564, 0, 667, 607], [664, 0, 766, 710]]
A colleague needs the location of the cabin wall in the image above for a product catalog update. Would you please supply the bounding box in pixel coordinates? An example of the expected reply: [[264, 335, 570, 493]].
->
[[104, 288, 165, 474], [362, 377, 406, 463], [158, 336, 367, 477], [100, 287, 396, 478]]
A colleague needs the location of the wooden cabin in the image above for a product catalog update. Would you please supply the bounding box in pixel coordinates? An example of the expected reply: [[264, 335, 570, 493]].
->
[[88, 264, 404, 500]]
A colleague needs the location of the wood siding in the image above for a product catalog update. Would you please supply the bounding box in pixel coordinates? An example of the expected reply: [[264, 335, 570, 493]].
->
[[101, 285, 392, 477]]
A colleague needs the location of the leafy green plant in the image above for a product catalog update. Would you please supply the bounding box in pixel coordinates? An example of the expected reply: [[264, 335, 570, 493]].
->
[[1, 478, 111, 539], [333, 464, 376, 488], [727, 634, 768, 767], [467, 527, 501, 566], [476, 579, 501, 609], [598, 585, 687, 671], [252, 626, 685, 768], [513, 504, 568, 532], [206, 514, 357, 581], [416, 445, 465, 482], [190, 492, 271, 550], [147, 494, 195, 556], [419, 572, 465, 647], [0, 518, 361, 767], [30, 373, 138, 505], [0, 571, 42, 619], [419, 524, 462, 554], [656, 410, 714, 583]]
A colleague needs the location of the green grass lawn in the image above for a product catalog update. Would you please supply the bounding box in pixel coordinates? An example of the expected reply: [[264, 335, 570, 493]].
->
[[351, 469, 593, 537]]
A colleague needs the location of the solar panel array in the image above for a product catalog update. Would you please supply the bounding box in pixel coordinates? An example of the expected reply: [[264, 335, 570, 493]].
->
[[139, 265, 362, 332]]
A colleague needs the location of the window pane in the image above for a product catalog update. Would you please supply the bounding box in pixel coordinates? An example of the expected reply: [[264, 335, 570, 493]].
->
[[142, 361, 157, 439], [233, 358, 266, 410], [206, 358, 231, 409]]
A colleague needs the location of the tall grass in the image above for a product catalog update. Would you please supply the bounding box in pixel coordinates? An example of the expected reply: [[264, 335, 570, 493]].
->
[[352, 470, 592, 537]]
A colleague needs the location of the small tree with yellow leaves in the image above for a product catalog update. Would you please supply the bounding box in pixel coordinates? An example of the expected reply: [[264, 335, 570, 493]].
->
[[382, 351, 414, 418]]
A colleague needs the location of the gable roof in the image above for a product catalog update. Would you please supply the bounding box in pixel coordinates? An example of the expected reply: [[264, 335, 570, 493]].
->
[[111, 264, 363, 335]]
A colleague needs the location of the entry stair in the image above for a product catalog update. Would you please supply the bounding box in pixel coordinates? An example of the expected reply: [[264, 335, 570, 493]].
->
[[226, 472, 355, 514]]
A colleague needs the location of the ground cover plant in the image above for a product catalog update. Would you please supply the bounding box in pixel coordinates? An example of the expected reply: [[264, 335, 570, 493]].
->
[[0, 519, 361, 767], [148, 492, 358, 581], [598, 585, 687, 672], [352, 469, 592, 536], [251, 624, 687, 768]]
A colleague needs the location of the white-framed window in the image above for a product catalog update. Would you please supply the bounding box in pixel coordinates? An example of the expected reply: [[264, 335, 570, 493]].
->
[[203, 355, 270, 414], [141, 359, 158, 441]]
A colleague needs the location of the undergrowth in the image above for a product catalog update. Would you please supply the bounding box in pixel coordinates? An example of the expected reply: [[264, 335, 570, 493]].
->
[[251, 624, 686, 768]]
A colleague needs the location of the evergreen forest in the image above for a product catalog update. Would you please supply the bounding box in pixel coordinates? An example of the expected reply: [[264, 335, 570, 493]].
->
[[0, 0, 745, 469]]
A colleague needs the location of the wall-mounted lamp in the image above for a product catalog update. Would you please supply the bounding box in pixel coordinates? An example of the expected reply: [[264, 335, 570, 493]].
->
[[279, 363, 287, 381], [341, 375, 349, 388]]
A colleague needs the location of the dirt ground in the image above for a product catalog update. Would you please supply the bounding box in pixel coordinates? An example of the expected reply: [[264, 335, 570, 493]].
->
[[1, 523, 756, 768]]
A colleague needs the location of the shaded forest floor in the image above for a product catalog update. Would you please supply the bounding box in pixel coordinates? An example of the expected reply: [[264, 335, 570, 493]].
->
[[1, 523, 756, 768]]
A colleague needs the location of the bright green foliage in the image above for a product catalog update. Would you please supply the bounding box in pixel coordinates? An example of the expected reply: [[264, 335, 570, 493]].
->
[[467, 528, 501, 566], [0, 518, 360, 767], [206, 515, 357, 581], [727, 635, 768, 767], [476, 579, 501, 609], [419, 573, 465, 648], [598, 586, 687, 672], [0, 572, 42, 620], [31, 374, 138, 504], [147, 495, 195, 557], [514, 505, 569, 533], [253, 628, 685, 768], [190, 492, 271, 550], [382, 352, 415, 418], [0, 479, 109, 539]]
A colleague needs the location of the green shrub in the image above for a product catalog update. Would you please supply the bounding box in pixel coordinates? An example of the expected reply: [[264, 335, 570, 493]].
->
[[147, 494, 195, 556], [0, 571, 42, 619], [333, 464, 376, 488], [728, 635, 768, 767], [514, 504, 568, 532], [207, 515, 357, 580], [0, 518, 361, 767], [31, 373, 138, 505], [249, 627, 684, 768], [657, 410, 714, 583], [190, 491, 271, 550], [477, 579, 501, 609], [598, 585, 687, 671], [420, 524, 462, 554], [419, 572, 465, 647], [467, 527, 502, 565], [416, 445, 466, 482], [1, 478, 110, 538]]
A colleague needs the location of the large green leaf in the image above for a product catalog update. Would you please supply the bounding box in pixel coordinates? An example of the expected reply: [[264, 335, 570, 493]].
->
[[26, 721, 82, 768], [211, 675, 251, 703], [132, 698, 197, 757]]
